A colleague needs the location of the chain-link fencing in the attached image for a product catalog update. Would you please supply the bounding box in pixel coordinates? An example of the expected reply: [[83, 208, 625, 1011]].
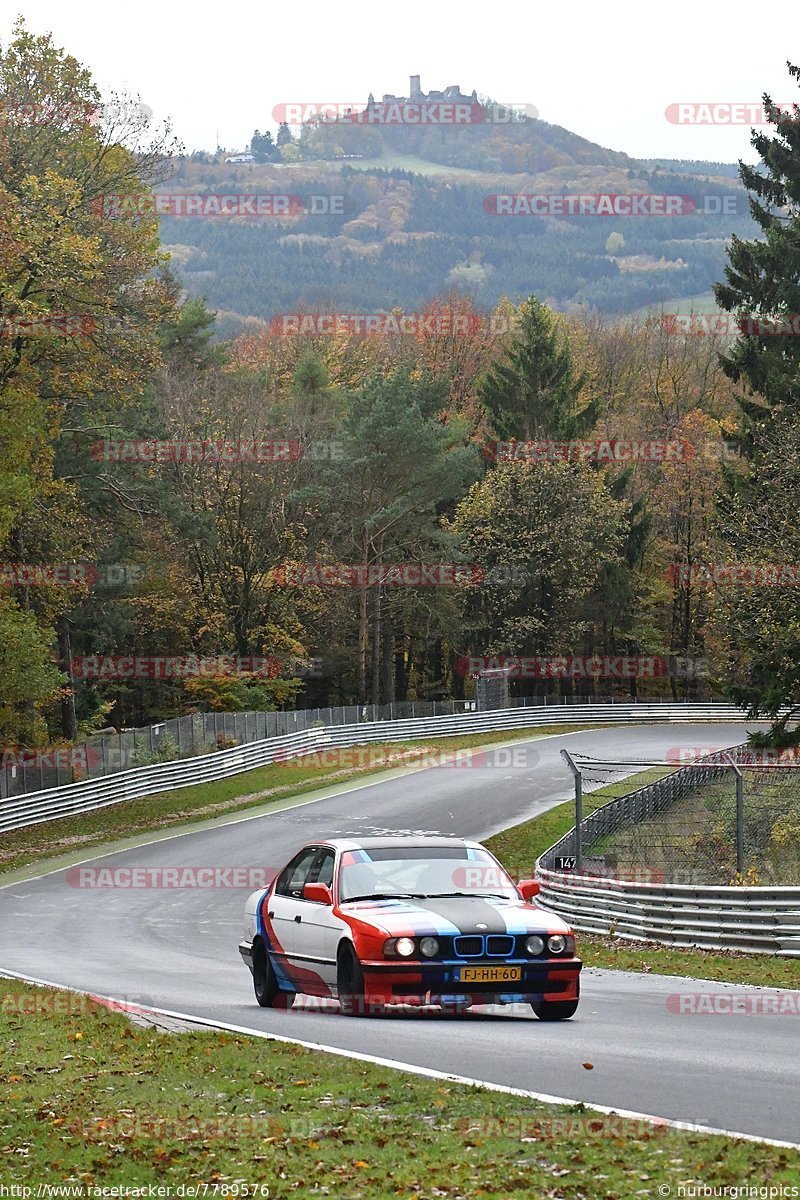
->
[[0, 693, 636, 801], [552, 746, 800, 886]]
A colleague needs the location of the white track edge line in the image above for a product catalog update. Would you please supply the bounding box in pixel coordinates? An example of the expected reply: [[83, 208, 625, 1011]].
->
[[0, 967, 797, 1151]]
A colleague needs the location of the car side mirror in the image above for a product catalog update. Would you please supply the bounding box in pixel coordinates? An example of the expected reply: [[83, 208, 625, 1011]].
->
[[303, 882, 333, 905], [517, 879, 540, 901]]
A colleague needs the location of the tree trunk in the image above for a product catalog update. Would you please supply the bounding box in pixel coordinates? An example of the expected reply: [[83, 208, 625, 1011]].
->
[[56, 617, 78, 741], [382, 607, 395, 705], [395, 630, 408, 701], [357, 559, 369, 700], [371, 534, 384, 706]]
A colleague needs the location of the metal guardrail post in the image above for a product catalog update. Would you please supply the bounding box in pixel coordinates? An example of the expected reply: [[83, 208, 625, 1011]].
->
[[560, 749, 583, 871]]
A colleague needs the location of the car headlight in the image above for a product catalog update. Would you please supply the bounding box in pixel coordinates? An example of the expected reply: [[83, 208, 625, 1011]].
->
[[525, 935, 545, 955], [419, 936, 439, 958], [547, 934, 574, 955], [395, 937, 416, 957]]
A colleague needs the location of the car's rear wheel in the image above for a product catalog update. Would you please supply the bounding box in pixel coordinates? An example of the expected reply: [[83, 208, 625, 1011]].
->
[[531, 980, 579, 1021], [253, 940, 285, 1008], [337, 944, 379, 1016]]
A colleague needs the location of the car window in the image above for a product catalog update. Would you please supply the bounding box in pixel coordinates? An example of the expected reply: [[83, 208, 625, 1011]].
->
[[274, 847, 319, 897], [338, 847, 517, 901], [309, 848, 335, 887]]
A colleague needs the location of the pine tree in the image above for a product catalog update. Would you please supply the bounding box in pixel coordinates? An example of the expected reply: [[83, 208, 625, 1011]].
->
[[711, 66, 800, 739], [479, 296, 598, 440], [714, 67, 800, 425]]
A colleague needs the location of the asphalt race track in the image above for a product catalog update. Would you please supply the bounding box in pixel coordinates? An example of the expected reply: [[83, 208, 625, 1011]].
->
[[1, 723, 797, 1144]]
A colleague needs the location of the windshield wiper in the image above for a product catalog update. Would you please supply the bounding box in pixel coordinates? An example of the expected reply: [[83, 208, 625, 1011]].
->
[[420, 891, 514, 900], [343, 892, 428, 903]]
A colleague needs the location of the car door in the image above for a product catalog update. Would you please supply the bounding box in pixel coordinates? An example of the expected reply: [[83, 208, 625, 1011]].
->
[[266, 846, 319, 988], [296, 848, 345, 988]]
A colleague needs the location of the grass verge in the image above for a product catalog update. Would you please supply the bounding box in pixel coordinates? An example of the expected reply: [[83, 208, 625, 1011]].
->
[[485, 770, 800, 990], [0, 726, 600, 880], [1, 977, 798, 1194]]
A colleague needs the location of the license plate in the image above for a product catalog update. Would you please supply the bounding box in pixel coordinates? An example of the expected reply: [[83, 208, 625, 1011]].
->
[[456, 966, 522, 983]]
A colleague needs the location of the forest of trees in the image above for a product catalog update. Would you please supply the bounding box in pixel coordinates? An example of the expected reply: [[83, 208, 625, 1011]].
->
[[1, 21, 799, 748], [159, 160, 754, 331]]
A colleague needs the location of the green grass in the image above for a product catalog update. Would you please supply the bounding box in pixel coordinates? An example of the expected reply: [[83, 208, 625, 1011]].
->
[[485, 767, 672, 873], [595, 769, 800, 886], [575, 933, 800, 988], [2, 977, 797, 1193], [0, 727, 601, 880], [486, 768, 800, 989], [326, 153, 502, 177], [631, 291, 722, 319]]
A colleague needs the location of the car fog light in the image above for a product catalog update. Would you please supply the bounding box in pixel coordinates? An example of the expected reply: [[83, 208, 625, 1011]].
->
[[525, 935, 545, 955], [547, 934, 567, 954], [420, 937, 439, 957], [396, 937, 416, 957]]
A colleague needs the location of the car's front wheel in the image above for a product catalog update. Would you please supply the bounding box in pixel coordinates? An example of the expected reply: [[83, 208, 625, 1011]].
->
[[337, 944, 380, 1016], [253, 940, 285, 1008], [531, 980, 580, 1021]]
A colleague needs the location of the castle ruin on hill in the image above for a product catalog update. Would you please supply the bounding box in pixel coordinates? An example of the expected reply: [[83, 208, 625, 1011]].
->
[[367, 76, 479, 109]]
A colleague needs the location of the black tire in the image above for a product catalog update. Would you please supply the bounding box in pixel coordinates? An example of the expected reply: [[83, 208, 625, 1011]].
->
[[337, 944, 377, 1016], [531, 980, 580, 1021], [253, 940, 284, 1008]]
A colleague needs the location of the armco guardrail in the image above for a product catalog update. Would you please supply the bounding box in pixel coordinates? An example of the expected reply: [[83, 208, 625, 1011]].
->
[[0, 694, 651, 800], [535, 745, 800, 956], [534, 871, 800, 956], [0, 702, 748, 834]]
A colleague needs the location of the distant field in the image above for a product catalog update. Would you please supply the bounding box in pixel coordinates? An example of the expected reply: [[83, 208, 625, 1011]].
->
[[321, 153, 502, 178], [633, 291, 722, 319]]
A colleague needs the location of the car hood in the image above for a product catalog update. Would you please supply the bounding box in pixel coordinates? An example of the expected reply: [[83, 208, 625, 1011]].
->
[[338, 894, 572, 937]]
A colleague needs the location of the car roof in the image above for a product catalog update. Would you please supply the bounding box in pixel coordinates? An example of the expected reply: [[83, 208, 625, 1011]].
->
[[319, 836, 483, 852]]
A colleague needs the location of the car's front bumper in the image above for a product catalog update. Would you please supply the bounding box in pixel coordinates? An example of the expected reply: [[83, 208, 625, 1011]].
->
[[358, 956, 581, 1004]]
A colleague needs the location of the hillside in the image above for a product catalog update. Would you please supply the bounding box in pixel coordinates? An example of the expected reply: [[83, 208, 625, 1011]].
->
[[161, 125, 754, 336]]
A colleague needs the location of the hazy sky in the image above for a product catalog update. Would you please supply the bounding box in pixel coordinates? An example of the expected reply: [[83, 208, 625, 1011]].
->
[[3, 0, 799, 162]]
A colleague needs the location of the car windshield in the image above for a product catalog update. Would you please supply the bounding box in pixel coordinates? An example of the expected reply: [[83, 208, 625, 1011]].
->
[[338, 846, 518, 902]]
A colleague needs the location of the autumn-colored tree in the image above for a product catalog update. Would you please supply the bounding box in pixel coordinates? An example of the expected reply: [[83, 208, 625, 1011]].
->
[[452, 460, 626, 694], [0, 21, 179, 741]]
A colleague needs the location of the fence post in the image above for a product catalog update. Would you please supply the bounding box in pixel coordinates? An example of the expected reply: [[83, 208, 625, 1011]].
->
[[724, 754, 745, 874], [560, 749, 583, 871]]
